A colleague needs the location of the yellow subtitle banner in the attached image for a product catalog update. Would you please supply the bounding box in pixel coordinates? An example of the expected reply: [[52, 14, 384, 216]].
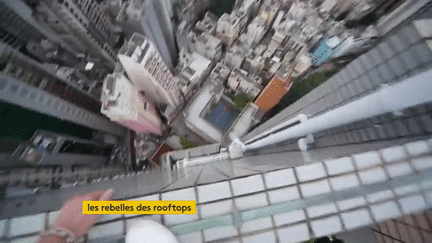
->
[[83, 201, 196, 215]]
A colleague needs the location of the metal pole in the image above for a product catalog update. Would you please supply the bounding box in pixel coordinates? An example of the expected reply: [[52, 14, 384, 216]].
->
[[245, 69, 432, 151]]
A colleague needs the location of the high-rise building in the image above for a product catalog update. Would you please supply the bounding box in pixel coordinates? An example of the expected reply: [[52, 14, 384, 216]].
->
[[0, 0, 47, 49], [33, 0, 119, 69], [0, 42, 125, 137], [141, 0, 178, 70], [101, 73, 162, 135], [0, 0, 114, 81], [117, 33, 183, 119]]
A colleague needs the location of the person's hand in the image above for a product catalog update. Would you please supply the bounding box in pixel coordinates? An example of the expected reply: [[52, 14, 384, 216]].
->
[[53, 189, 115, 237]]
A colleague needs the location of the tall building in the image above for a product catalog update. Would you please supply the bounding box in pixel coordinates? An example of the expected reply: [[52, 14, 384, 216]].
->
[[0, 0, 115, 83], [141, 0, 178, 70], [0, 0, 47, 49], [117, 33, 183, 120], [33, 0, 119, 70], [0, 42, 125, 137], [101, 73, 162, 135]]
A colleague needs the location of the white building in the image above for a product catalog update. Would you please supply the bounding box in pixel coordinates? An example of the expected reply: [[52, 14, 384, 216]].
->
[[118, 33, 183, 119], [287, 1, 307, 20], [238, 0, 262, 21], [242, 49, 265, 74], [209, 62, 231, 83], [228, 69, 263, 99], [216, 11, 247, 46], [320, 0, 338, 15], [193, 32, 223, 62], [175, 0, 212, 24], [293, 53, 312, 76], [184, 82, 225, 142], [178, 52, 212, 97], [176, 23, 222, 63], [176, 21, 194, 53], [224, 46, 245, 69], [195, 12, 218, 35], [258, 0, 281, 24], [101, 73, 162, 135], [272, 11, 285, 31], [239, 17, 267, 50]]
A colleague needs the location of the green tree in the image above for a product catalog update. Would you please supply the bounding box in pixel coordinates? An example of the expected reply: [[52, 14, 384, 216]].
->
[[233, 93, 251, 109], [209, 0, 236, 17], [179, 138, 200, 149]]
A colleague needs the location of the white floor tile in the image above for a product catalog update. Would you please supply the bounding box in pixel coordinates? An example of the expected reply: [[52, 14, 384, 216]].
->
[[411, 156, 432, 171], [381, 146, 406, 162], [325, 157, 355, 175], [164, 213, 199, 226], [300, 179, 331, 197], [371, 201, 401, 221], [264, 168, 296, 189], [240, 217, 273, 234], [405, 141, 430, 155], [10, 236, 39, 243], [243, 231, 276, 243], [353, 151, 382, 169], [268, 186, 300, 204], [306, 203, 337, 218], [311, 216, 342, 237], [9, 214, 45, 237], [178, 231, 203, 243], [197, 181, 231, 203], [386, 162, 413, 178], [399, 195, 427, 214], [295, 163, 326, 182], [330, 174, 359, 191], [162, 188, 196, 201], [274, 210, 306, 226], [231, 175, 265, 196], [203, 225, 237, 241], [342, 209, 372, 229], [88, 221, 124, 240], [358, 168, 388, 185], [337, 197, 366, 211], [235, 193, 268, 211], [277, 224, 310, 243], [199, 200, 234, 218]]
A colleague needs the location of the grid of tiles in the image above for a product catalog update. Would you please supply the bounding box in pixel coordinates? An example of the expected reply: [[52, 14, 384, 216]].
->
[[2, 138, 432, 243], [244, 9, 432, 142]]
